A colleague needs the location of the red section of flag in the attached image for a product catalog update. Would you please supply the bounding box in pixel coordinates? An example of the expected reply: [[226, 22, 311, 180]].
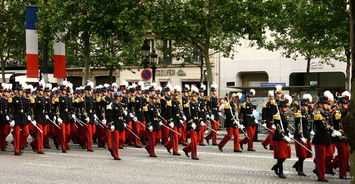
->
[[54, 55, 66, 78], [26, 54, 38, 78]]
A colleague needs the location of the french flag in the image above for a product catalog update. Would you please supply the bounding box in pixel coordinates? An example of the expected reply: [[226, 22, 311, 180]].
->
[[25, 6, 39, 78], [53, 33, 66, 78]]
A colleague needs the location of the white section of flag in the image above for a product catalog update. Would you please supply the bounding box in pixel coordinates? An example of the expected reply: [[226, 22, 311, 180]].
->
[[26, 30, 38, 54], [53, 33, 65, 56]]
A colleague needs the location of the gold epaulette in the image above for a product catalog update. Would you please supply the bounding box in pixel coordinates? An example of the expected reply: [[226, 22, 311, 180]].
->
[[178, 98, 183, 105], [314, 113, 324, 121], [7, 98, 12, 103], [241, 103, 246, 109], [53, 97, 59, 104], [224, 104, 230, 109], [335, 113, 341, 120], [167, 100, 172, 107], [143, 105, 148, 112], [30, 98, 35, 104], [262, 104, 267, 108], [205, 96, 210, 101], [270, 100, 277, 106], [294, 112, 302, 118], [273, 114, 281, 120], [184, 103, 189, 108], [95, 97, 101, 102], [129, 97, 135, 103]]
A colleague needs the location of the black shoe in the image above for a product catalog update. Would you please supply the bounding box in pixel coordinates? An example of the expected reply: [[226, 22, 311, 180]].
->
[[325, 168, 335, 175], [183, 148, 190, 157], [114, 157, 121, 160], [212, 143, 217, 146], [62, 150, 67, 153], [278, 172, 286, 178], [1, 148, 6, 151], [205, 138, 210, 145], [313, 169, 319, 177], [292, 161, 299, 172], [182, 143, 187, 146], [271, 165, 279, 175], [317, 179, 328, 182], [173, 152, 181, 156], [247, 149, 256, 151], [199, 143, 206, 146], [55, 144, 60, 150], [30, 144, 37, 153], [145, 146, 150, 154], [37, 152, 44, 154], [14, 152, 21, 156], [109, 149, 114, 157], [262, 143, 268, 150], [269, 146, 274, 150], [87, 149, 94, 152], [164, 145, 171, 153], [298, 171, 307, 176], [44, 146, 51, 149], [135, 145, 142, 148], [119, 147, 124, 149], [234, 150, 242, 152], [218, 144, 223, 152], [339, 176, 348, 179], [240, 142, 243, 150], [149, 155, 157, 157], [192, 157, 199, 160]]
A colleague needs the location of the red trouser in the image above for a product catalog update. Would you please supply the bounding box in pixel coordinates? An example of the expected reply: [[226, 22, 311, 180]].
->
[[13, 125, 30, 153], [112, 130, 120, 159], [165, 126, 180, 153], [147, 131, 160, 156], [240, 126, 256, 150], [160, 121, 169, 144], [86, 123, 94, 150], [219, 127, 240, 150], [334, 142, 349, 177], [107, 128, 112, 150], [133, 121, 143, 146], [124, 121, 132, 144], [43, 124, 50, 147], [184, 130, 199, 159], [31, 123, 44, 153], [97, 125, 107, 147], [205, 120, 220, 144], [262, 126, 275, 147], [0, 124, 11, 149], [325, 144, 335, 172], [181, 122, 187, 145], [60, 123, 70, 151], [199, 121, 208, 144], [315, 145, 327, 180]]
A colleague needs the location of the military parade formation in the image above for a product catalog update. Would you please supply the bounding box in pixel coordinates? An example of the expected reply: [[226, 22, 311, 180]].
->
[[0, 79, 351, 182]]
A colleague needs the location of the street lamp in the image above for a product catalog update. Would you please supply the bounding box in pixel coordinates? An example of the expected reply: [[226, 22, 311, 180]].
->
[[141, 40, 150, 68], [150, 49, 158, 82]]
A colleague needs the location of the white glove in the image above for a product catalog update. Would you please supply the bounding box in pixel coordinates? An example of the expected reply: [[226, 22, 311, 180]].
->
[[331, 130, 342, 137], [85, 117, 90, 123], [206, 114, 210, 119], [301, 137, 307, 144], [239, 124, 245, 129], [53, 116, 57, 121], [124, 123, 127, 128], [148, 125, 153, 132], [31, 120, 37, 126], [6, 115, 10, 121], [133, 117, 138, 122], [45, 115, 50, 120], [210, 114, 215, 120], [159, 121, 164, 126], [169, 122, 174, 128], [182, 115, 187, 121], [124, 110, 128, 116], [261, 123, 267, 128], [10, 120, 15, 127], [218, 112, 223, 116], [283, 136, 291, 143], [71, 114, 76, 119], [27, 115, 32, 121], [271, 125, 276, 129], [310, 130, 315, 136], [191, 123, 197, 130], [254, 120, 259, 124], [288, 133, 294, 139], [110, 125, 115, 132], [57, 118, 63, 124], [201, 121, 206, 126], [94, 114, 98, 119], [102, 119, 107, 125], [179, 120, 184, 125], [129, 113, 134, 118]]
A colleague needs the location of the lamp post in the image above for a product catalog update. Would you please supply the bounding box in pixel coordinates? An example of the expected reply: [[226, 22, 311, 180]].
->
[[141, 40, 150, 68], [141, 40, 159, 83], [150, 49, 158, 82]]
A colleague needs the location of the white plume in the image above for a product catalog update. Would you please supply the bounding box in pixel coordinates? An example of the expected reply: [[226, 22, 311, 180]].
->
[[191, 85, 199, 93], [174, 85, 182, 93], [268, 90, 274, 97], [121, 80, 129, 87], [104, 83, 110, 88], [211, 82, 218, 89], [156, 86, 162, 92], [68, 82, 73, 90], [39, 79, 46, 87], [111, 83, 118, 89], [166, 82, 173, 91], [342, 91, 351, 100], [303, 93, 312, 103], [275, 85, 283, 92], [27, 84, 34, 92], [138, 81, 144, 87], [184, 84, 190, 91], [87, 81, 94, 89], [250, 89, 256, 96], [1, 83, 6, 89], [63, 80, 69, 87], [131, 83, 137, 89], [200, 83, 206, 91], [237, 92, 243, 99], [324, 90, 334, 102], [19, 80, 27, 89], [52, 87, 58, 92], [151, 82, 157, 89], [46, 83, 52, 90], [284, 94, 293, 106]]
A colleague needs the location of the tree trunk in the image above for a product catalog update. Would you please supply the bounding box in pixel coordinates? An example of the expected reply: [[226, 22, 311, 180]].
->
[[83, 32, 90, 85], [344, 0, 355, 183], [109, 66, 114, 84], [305, 57, 311, 86], [1, 58, 5, 83], [203, 47, 213, 95], [200, 55, 204, 83], [345, 49, 351, 91]]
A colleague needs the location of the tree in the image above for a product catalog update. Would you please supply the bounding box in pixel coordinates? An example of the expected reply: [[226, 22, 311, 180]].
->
[[145, 0, 269, 91], [0, 1, 26, 82], [37, 0, 146, 84]]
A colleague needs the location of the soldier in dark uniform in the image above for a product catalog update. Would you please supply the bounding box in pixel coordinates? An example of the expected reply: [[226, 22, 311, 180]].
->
[[180, 85, 190, 146], [56, 85, 72, 153], [160, 86, 172, 144], [43, 84, 53, 149], [240, 90, 257, 151], [30, 86, 47, 154], [84, 85, 96, 152], [312, 96, 338, 182], [145, 94, 161, 157], [261, 91, 277, 150], [271, 100, 292, 179], [0, 85, 12, 151], [197, 86, 208, 146], [133, 85, 145, 148], [183, 89, 201, 160], [218, 94, 242, 152], [125, 87, 136, 146], [103, 86, 114, 151], [292, 98, 313, 176], [164, 87, 183, 155], [205, 84, 220, 146], [11, 84, 31, 155]]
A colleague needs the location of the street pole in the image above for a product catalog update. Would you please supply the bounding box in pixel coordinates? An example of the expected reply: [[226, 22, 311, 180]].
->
[[152, 64, 156, 83]]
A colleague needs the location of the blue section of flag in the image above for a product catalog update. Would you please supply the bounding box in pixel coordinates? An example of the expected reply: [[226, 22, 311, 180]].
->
[[25, 6, 38, 30]]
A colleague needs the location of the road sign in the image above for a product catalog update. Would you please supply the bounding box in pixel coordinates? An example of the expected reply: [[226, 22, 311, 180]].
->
[[260, 83, 286, 87], [141, 69, 152, 81]]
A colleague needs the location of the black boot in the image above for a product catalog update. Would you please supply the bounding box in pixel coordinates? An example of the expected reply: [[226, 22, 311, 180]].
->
[[271, 164, 279, 175], [297, 159, 306, 176], [292, 161, 299, 172], [278, 165, 286, 178]]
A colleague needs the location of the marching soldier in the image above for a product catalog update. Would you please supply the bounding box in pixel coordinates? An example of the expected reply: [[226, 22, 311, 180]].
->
[[133, 84, 145, 148], [197, 84, 208, 146], [145, 93, 161, 157], [160, 85, 172, 144], [182, 86, 201, 160], [261, 91, 277, 150], [205, 83, 220, 146], [56, 85, 72, 153], [240, 89, 257, 151], [0, 84, 12, 151], [181, 85, 190, 146], [84, 83, 96, 152], [271, 99, 292, 179]]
